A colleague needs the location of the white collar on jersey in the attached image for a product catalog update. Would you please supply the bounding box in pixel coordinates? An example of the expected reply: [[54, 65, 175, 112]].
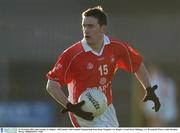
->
[[81, 34, 110, 56]]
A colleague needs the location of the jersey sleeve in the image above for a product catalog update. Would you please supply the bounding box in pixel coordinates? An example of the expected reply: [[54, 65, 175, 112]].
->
[[116, 42, 143, 73], [47, 51, 73, 87]]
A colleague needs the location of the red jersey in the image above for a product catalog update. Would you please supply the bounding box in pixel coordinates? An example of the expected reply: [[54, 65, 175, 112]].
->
[[47, 35, 142, 105]]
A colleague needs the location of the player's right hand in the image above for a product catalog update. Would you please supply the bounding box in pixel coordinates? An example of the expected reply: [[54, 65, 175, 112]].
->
[[61, 101, 94, 121]]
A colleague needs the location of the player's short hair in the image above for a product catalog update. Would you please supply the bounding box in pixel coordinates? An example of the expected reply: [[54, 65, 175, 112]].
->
[[82, 6, 107, 26]]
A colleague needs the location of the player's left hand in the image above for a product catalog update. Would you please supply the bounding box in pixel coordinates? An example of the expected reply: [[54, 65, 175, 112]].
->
[[143, 85, 161, 112], [61, 101, 94, 121]]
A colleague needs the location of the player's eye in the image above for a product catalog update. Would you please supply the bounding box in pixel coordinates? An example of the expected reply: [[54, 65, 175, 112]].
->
[[82, 24, 95, 30], [87, 24, 94, 28]]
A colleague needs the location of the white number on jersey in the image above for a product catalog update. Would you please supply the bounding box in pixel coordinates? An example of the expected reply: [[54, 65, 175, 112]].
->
[[98, 65, 108, 76]]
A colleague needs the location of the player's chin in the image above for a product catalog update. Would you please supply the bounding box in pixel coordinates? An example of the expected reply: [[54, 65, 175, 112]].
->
[[86, 40, 93, 45]]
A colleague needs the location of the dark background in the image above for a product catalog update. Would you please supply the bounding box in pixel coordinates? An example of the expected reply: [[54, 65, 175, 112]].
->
[[0, 0, 179, 127]]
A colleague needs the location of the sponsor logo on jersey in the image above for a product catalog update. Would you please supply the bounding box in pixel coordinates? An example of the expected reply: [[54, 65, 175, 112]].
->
[[110, 55, 115, 63], [87, 62, 94, 70], [97, 81, 112, 94], [99, 77, 107, 85]]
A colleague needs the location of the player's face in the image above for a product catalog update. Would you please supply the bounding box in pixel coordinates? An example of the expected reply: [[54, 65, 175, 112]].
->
[[82, 16, 106, 46]]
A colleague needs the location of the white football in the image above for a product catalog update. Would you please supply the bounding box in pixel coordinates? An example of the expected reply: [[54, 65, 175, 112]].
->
[[78, 88, 108, 117]]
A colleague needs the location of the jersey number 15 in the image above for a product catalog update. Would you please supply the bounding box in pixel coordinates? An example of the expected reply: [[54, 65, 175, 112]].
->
[[98, 65, 108, 76]]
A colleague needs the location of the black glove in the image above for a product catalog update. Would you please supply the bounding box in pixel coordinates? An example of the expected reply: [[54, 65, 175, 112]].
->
[[61, 101, 94, 121], [143, 85, 161, 112]]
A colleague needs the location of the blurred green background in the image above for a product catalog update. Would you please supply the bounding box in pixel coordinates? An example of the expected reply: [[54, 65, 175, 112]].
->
[[0, 0, 179, 127]]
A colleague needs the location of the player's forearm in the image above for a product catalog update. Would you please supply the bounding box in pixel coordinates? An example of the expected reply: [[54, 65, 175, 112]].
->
[[135, 63, 151, 89], [46, 80, 69, 108]]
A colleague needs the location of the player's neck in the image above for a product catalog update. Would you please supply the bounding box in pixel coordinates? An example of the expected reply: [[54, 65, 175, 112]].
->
[[90, 43, 103, 53], [89, 38, 104, 53]]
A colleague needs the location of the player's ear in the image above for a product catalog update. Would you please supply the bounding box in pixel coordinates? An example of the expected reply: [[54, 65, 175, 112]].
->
[[100, 25, 107, 33]]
